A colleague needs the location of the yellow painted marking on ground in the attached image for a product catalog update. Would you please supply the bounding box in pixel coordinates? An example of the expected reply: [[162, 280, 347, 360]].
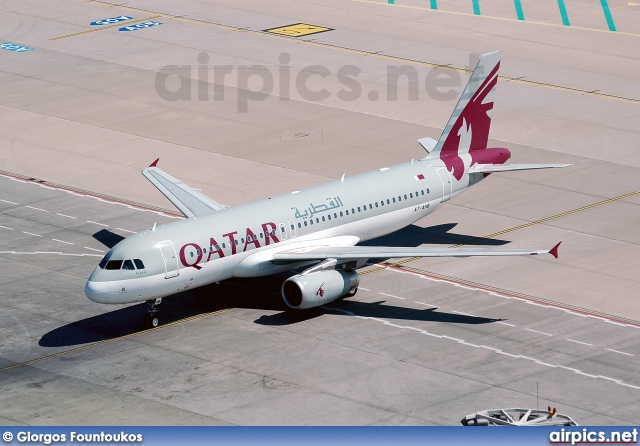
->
[[265, 23, 333, 37], [628, 2, 640, 6], [0, 308, 229, 372], [450, 189, 640, 248], [355, 0, 640, 37], [50, 15, 162, 40], [77, 0, 640, 104]]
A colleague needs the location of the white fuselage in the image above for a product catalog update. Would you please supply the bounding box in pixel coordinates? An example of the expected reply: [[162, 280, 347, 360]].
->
[[85, 158, 474, 304]]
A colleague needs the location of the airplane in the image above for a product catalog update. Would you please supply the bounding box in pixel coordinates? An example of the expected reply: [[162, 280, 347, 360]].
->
[[85, 51, 568, 328]]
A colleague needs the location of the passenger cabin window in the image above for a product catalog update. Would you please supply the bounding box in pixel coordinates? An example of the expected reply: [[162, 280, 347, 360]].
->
[[134, 259, 145, 269], [105, 260, 123, 270], [122, 260, 135, 270]]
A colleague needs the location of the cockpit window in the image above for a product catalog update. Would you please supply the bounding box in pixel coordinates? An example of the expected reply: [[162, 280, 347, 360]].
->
[[105, 260, 123, 270], [122, 260, 135, 270], [98, 255, 109, 269], [134, 259, 145, 269]]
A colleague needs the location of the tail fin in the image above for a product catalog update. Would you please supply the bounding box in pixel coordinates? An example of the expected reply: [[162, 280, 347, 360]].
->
[[425, 51, 501, 180]]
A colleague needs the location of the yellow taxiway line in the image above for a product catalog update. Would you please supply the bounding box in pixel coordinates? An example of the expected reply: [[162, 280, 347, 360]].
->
[[360, 189, 640, 274], [51, 15, 162, 40]]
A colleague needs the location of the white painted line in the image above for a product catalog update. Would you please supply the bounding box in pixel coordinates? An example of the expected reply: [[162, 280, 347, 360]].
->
[[84, 246, 104, 253], [116, 228, 135, 234], [327, 304, 640, 390], [525, 301, 549, 308], [0, 225, 14, 230], [525, 328, 552, 336], [25, 205, 48, 212], [415, 301, 437, 308], [605, 348, 634, 357], [566, 338, 593, 347], [497, 321, 515, 327], [452, 310, 474, 317], [564, 310, 588, 318], [56, 213, 76, 219], [0, 199, 18, 204], [359, 287, 370, 291], [380, 292, 404, 300], [52, 239, 73, 245], [22, 231, 42, 237], [86, 220, 108, 227]]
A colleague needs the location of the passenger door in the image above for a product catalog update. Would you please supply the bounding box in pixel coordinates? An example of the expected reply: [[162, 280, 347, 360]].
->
[[157, 240, 179, 278]]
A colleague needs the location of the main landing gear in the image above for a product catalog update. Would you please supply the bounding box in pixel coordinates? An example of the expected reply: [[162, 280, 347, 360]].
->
[[143, 298, 162, 329]]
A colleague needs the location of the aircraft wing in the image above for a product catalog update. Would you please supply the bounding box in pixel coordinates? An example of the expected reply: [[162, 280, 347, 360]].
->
[[469, 164, 571, 174], [142, 159, 228, 218], [271, 242, 561, 265]]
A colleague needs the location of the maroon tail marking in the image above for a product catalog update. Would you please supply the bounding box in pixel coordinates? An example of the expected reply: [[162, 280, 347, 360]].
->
[[440, 62, 500, 181]]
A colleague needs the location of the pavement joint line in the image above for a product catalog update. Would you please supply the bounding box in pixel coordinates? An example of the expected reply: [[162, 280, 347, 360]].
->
[[81, 0, 640, 104], [449, 189, 640, 248], [50, 15, 162, 40], [0, 308, 230, 373]]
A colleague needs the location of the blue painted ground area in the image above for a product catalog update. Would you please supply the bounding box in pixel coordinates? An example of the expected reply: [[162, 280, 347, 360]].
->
[[1, 43, 33, 52], [119, 21, 162, 32]]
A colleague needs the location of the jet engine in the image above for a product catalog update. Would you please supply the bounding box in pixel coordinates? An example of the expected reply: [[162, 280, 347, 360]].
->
[[282, 270, 359, 309]]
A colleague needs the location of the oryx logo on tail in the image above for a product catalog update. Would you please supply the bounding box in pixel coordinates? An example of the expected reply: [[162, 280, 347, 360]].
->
[[425, 51, 502, 181]]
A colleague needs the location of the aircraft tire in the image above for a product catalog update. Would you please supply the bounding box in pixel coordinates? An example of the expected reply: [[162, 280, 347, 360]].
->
[[143, 314, 160, 329]]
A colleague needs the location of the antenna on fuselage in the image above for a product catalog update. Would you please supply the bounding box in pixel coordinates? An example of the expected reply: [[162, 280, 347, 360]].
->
[[340, 173, 345, 182], [152, 222, 156, 231]]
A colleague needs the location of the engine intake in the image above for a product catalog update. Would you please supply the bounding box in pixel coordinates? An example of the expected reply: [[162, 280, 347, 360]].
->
[[282, 270, 359, 309]]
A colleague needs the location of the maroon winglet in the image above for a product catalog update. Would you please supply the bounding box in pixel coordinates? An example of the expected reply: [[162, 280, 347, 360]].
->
[[149, 158, 160, 168], [549, 241, 562, 259]]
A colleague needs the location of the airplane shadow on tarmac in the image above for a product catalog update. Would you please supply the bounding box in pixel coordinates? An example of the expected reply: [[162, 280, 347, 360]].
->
[[40, 224, 508, 347]]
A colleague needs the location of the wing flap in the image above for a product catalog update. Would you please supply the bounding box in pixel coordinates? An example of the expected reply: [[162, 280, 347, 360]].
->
[[142, 160, 227, 218], [469, 163, 571, 174], [272, 244, 560, 265]]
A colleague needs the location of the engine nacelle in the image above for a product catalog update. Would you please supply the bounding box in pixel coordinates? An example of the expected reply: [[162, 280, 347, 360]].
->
[[282, 270, 359, 309]]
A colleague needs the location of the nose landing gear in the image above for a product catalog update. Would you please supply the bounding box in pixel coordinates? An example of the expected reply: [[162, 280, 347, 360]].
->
[[143, 298, 162, 329]]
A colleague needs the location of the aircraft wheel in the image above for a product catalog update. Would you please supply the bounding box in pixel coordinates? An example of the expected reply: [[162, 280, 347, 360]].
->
[[143, 314, 160, 329], [347, 287, 358, 297]]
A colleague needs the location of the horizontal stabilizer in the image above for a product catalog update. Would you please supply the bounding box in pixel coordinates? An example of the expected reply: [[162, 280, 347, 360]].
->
[[417, 137, 438, 153], [142, 160, 228, 218], [469, 164, 571, 174]]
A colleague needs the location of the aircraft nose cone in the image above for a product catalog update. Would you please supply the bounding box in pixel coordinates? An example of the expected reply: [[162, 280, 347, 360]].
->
[[84, 280, 114, 303]]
